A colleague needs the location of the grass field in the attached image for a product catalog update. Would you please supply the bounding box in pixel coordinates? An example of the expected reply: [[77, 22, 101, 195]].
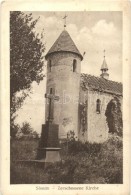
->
[[10, 135, 123, 184]]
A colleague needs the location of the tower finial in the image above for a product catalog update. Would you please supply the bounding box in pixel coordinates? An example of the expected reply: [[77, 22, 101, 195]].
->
[[63, 14, 68, 30], [103, 49, 106, 59]]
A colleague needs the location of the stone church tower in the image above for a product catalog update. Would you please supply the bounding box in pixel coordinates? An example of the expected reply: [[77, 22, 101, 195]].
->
[[45, 30, 83, 139]]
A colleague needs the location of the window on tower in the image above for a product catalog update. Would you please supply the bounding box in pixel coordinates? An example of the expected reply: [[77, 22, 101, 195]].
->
[[96, 99, 101, 114], [50, 88, 53, 94], [49, 59, 52, 72], [73, 59, 77, 72]]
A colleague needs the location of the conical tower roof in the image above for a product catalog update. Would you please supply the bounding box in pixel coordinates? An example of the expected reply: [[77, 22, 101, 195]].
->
[[45, 30, 83, 60], [101, 58, 108, 70]]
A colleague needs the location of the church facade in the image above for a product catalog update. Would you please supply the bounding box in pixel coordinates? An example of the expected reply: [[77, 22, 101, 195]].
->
[[45, 30, 123, 143]]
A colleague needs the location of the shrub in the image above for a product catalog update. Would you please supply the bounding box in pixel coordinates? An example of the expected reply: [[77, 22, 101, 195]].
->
[[66, 140, 102, 156], [21, 122, 33, 135], [10, 120, 20, 138], [15, 122, 39, 140], [10, 135, 123, 184], [10, 139, 39, 161]]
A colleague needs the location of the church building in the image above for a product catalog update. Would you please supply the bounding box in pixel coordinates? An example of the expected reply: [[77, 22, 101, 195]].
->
[[45, 29, 123, 143]]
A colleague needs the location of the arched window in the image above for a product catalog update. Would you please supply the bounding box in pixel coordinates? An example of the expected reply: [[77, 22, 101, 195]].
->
[[50, 88, 53, 94], [96, 99, 101, 114], [73, 59, 77, 72], [49, 59, 52, 72]]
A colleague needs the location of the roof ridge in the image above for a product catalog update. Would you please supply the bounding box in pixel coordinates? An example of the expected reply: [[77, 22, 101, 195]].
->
[[81, 73, 122, 85]]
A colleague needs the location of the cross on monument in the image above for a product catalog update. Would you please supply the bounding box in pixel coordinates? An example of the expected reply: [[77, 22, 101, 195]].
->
[[37, 88, 61, 161], [63, 14, 68, 29], [45, 88, 59, 123]]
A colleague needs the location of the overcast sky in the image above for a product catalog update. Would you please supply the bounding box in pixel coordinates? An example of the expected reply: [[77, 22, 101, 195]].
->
[[16, 11, 122, 133]]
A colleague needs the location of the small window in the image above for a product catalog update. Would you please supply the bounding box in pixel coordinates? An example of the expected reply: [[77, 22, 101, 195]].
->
[[73, 59, 77, 72], [50, 88, 53, 94], [49, 60, 52, 72], [96, 99, 101, 114]]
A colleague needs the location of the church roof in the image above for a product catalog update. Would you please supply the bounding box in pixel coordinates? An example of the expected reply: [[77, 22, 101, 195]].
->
[[81, 74, 122, 96], [45, 30, 83, 60]]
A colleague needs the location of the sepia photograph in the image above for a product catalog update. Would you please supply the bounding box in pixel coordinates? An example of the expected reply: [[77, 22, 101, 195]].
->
[[0, 1, 130, 194], [10, 11, 123, 184]]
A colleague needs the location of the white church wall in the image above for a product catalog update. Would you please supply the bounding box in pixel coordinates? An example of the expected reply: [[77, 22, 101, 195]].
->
[[87, 90, 123, 143]]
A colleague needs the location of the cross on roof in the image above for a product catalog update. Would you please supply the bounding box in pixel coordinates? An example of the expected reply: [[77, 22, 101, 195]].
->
[[63, 14, 68, 29]]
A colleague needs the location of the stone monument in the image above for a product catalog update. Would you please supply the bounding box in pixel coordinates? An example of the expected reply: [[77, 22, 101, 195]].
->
[[36, 88, 61, 163]]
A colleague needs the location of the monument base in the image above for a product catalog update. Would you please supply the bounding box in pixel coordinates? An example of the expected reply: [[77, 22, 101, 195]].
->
[[37, 147, 61, 163], [36, 122, 61, 163]]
